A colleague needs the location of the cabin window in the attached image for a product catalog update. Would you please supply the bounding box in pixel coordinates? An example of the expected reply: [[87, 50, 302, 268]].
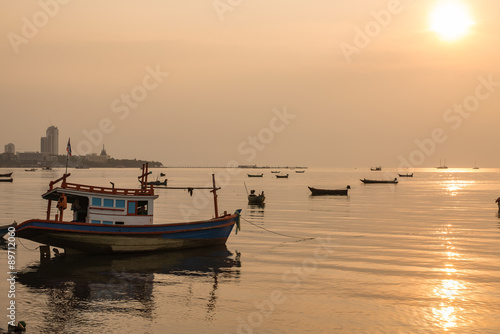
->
[[115, 221, 124, 225], [91, 220, 100, 224], [103, 199, 114, 208], [91, 197, 102, 206], [128, 201, 137, 214], [137, 201, 148, 215], [103, 221, 113, 225], [116, 200, 125, 208]]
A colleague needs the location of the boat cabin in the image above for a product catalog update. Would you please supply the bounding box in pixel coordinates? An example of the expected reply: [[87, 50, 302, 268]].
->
[[43, 173, 158, 226]]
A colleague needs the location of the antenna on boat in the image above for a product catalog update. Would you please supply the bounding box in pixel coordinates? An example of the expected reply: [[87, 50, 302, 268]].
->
[[211, 174, 219, 218], [244, 182, 249, 196]]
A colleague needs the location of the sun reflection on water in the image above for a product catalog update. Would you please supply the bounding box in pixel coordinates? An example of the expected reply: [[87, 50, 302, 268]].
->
[[440, 178, 475, 196]]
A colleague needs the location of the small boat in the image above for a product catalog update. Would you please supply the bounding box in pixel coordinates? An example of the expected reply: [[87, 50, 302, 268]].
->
[[42, 166, 53, 171], [25, 168, 37, 172], [247, 174, 263, 178], [308, 186, 350, 196], [0, 222, 17, 238], [473, 162, 479, 170], [0, 178, 13, 182], [398, 173, 413, 177], [144, 179, 168, 186], [436, 159, 448, 169], [271, 171, 280, 173], [160, 172, 166, 177], [0, 172, 13, 177], [496, 197, 500, 212], [248, 190, 265, 205], [15, 164, 240, 254], [360, 178, 398, 184], [275, 174, 289, 178], [370, 166, 382, 171], [295, 170, 305, 173]]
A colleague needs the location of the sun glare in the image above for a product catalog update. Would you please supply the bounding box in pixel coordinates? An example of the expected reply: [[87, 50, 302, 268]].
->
[[430, 1, 474, 41]]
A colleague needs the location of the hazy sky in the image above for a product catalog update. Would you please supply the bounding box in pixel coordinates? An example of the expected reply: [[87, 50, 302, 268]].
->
[[1, 0, 499, 168]]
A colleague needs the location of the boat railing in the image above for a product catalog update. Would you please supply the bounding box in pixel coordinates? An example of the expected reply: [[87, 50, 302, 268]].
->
[[62, 182, 155, 196], [48, 173, 154, 196]]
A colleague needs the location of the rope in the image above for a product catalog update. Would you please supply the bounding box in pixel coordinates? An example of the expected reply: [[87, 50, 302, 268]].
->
[[16, 237, 40, 251], [240, 215, 315, 241]]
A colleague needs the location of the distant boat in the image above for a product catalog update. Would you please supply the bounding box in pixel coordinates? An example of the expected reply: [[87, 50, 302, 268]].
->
[[271, 171, 280, 173], [398, 173, 413, 177], [0, 172, 13, 177], [436, 159, 448, 169], [248, 190, 265, 205], [0, 178, 13, 183], [370, 166, 382, 171], [295, 170, 305, 173], [276, 174, 289, 178], [0, 222, 17, 238], [473, 162, 479, 170], [360, 178, 398, 184], [248, 174, 263, 178], [308, 186, 350, 196], [138, 178, 167, 186], [160, 172, 166, 177], [42, 166, 53, 171], [25, 168, 37, 172]]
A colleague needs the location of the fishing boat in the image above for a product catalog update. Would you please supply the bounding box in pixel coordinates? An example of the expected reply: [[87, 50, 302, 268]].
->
[[370, 166, 382, 171], [275, 174, 289, 178], [0, 178, 13, 182], [160, 172, 166, 177], [270, 171, 280, 173], [0, 172, 13, 177], [139, 178, 168, 186], [42, 166, 53, 171], [25, 168, 37, 172], [398, 173, 413, 177], [15, 164, 241, 254], [247, 174, 263, 178], [308, 186, 350, 196], [295, 170, 305, 173], [0, 222, 17, 238], [248, 190, 265, 205], [360, 178, 398, 184]]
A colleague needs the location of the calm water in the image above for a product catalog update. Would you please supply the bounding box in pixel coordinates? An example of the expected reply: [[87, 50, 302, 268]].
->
[[1, 167, 500, 333]]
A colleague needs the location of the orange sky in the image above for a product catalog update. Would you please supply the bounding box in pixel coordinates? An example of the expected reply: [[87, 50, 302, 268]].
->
[[1, 0, 499, 167]]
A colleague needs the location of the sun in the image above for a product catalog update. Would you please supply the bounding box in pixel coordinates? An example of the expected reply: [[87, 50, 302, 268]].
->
[[430, 1, 474, 41]]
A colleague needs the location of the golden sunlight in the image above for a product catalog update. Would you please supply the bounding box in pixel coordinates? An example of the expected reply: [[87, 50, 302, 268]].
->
[[430, 1, 474, 41]]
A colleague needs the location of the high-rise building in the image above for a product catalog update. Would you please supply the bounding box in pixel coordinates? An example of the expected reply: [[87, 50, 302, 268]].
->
[[4, 143, 15, 154], [41, 126, 59, 155]]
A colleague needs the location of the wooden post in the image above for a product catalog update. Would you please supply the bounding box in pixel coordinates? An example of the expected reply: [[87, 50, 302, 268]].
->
[[212, 174, 219, 218]]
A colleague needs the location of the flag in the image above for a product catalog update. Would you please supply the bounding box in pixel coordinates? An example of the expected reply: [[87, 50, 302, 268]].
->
[[66, 138, 72, 156]]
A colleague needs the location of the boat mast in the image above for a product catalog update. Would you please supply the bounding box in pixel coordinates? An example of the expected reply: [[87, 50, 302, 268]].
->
[[211, 174, 219, 218]]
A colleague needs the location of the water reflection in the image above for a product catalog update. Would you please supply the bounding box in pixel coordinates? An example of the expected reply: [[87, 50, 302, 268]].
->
[[17, 246, 241, 332], [429, 225, 467, 331], [440, 178, 475, 196]]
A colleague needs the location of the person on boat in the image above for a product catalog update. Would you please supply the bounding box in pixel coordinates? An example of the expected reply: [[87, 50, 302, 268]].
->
[[496, 197, 500, 211]]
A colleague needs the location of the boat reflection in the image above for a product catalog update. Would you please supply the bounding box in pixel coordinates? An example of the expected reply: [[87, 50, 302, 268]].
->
[[17, 246, 241, 332]]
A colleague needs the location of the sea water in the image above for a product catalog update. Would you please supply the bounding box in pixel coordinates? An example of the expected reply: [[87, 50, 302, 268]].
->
[[0, 167, 499, 333]]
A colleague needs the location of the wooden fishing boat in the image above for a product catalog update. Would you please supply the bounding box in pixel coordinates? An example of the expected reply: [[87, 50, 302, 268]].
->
[[370, 166, 382, 171], [42, 166, 53, 171], [0, 178, 13, 182], [16, 164, 241, 254], [25, 168, 37, 172], [247, 174, 263, 178], [295, 170, 305, 173], [271, 171, 280, 173], [0, 222, 17, 238], [248, 190, 265, 205], [138, 178, 168, 186], [308, 186, 350, 196], [398, 173, 413, 177], [0, 172, 13, 177], [360, 178, 398, 184], [275, 174, 289, 178]]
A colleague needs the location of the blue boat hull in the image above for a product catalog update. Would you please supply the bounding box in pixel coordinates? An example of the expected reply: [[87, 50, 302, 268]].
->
[[16, 214, 239, 254]]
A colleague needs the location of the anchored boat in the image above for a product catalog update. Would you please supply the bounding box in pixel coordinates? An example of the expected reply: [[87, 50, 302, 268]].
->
[[308, 186, 350, 196], [16, 164, 240, 254]]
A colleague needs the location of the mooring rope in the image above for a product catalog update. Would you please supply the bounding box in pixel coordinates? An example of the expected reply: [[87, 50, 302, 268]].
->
[[16, 237, 40, 251], [240, 215, 315, 241]]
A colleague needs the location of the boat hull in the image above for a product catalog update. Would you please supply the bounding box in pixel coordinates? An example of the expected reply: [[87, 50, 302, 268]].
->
[[308, 187, 348, 196], [16, 213, 239, 254], [360, 179, 398, 184]]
